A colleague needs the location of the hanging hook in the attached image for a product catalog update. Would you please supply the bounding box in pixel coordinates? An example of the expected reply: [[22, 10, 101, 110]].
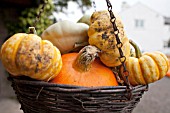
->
[[33, 0, 48, 28], [92, 0, 96, 12]]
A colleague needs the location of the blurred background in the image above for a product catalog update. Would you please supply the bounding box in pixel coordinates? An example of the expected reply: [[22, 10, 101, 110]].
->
[[0, 0, 170, 113]]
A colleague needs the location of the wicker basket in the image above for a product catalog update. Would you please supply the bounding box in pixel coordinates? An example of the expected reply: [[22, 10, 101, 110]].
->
[[8, 76, 148, 113]]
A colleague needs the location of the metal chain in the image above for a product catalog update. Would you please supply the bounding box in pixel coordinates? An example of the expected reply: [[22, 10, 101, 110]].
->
[[105, 0, 132, 99], [92, 0, 97, 11], [33, 0, 48, 28]]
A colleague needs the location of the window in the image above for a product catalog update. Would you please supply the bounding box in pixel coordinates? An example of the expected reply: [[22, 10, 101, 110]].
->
[[135, 19, 144, 28]]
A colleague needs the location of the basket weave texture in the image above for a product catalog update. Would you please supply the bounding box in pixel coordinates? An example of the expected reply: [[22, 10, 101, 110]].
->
[[9, 76, 148, 113]]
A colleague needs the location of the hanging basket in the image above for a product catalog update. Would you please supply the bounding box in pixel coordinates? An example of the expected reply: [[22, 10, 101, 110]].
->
[[3, 0, 148, 113], [8, 76, 148, 113]]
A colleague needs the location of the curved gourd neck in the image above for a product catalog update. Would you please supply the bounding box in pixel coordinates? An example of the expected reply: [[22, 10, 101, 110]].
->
[[129, 39, 142, 58]]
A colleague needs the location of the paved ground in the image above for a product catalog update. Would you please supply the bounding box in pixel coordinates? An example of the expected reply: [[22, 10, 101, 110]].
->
[[133, 76, 170, 113], [0, 98, 23, 113], [0, 76, 170, 113]]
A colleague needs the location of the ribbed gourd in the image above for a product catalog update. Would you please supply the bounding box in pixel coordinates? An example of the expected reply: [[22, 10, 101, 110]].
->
[[88, 10, 130, 67], [0, 27, 62, 81], [123, 40, 169, 86]]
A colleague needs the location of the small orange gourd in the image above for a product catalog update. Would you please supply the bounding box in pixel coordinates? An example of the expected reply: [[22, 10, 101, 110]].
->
[[166, 58, 170, 77], [166, 70, 170, 77], [51, 45, 118, 87], [0, 27, 62, 81]]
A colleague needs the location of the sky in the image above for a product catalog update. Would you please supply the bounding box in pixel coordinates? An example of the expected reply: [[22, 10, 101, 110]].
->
[[54, 0, 170, 22], [94, 0, 170, 17]]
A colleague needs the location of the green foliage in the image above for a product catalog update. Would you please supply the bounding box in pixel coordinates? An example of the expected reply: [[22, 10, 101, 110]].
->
[[6, 0, 54, 36], [6, 0, 92, 36], [53, 0, 91, 13]]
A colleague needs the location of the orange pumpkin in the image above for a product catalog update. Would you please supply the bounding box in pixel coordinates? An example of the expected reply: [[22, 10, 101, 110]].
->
[[51, 45, 118, 87]]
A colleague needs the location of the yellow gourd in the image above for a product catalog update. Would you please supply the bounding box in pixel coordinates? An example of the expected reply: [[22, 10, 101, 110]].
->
[[88, 10, 130, 67], [0, 27, 62, 81]]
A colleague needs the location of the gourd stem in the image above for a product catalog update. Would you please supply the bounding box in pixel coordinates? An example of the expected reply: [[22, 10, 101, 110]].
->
[[129, 39, 142, 58], [29, 27, 37, 34], [73, 45, 100, 72]]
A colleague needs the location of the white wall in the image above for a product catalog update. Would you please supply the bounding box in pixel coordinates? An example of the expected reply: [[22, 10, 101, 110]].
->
[[119, 3, 170, 52]]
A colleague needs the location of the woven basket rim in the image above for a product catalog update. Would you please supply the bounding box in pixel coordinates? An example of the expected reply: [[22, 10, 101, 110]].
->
[[9, 76, 148, 93]]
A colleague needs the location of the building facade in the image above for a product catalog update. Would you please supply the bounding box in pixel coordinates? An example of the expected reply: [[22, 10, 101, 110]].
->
[[119, 2, 170, 52]]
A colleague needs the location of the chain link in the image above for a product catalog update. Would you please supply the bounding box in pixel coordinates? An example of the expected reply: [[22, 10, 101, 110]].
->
[[92, 0, 97, 11], [33, 0, 48, 28], [105, 0, 128, 74], [105, 0, 132, 99]]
